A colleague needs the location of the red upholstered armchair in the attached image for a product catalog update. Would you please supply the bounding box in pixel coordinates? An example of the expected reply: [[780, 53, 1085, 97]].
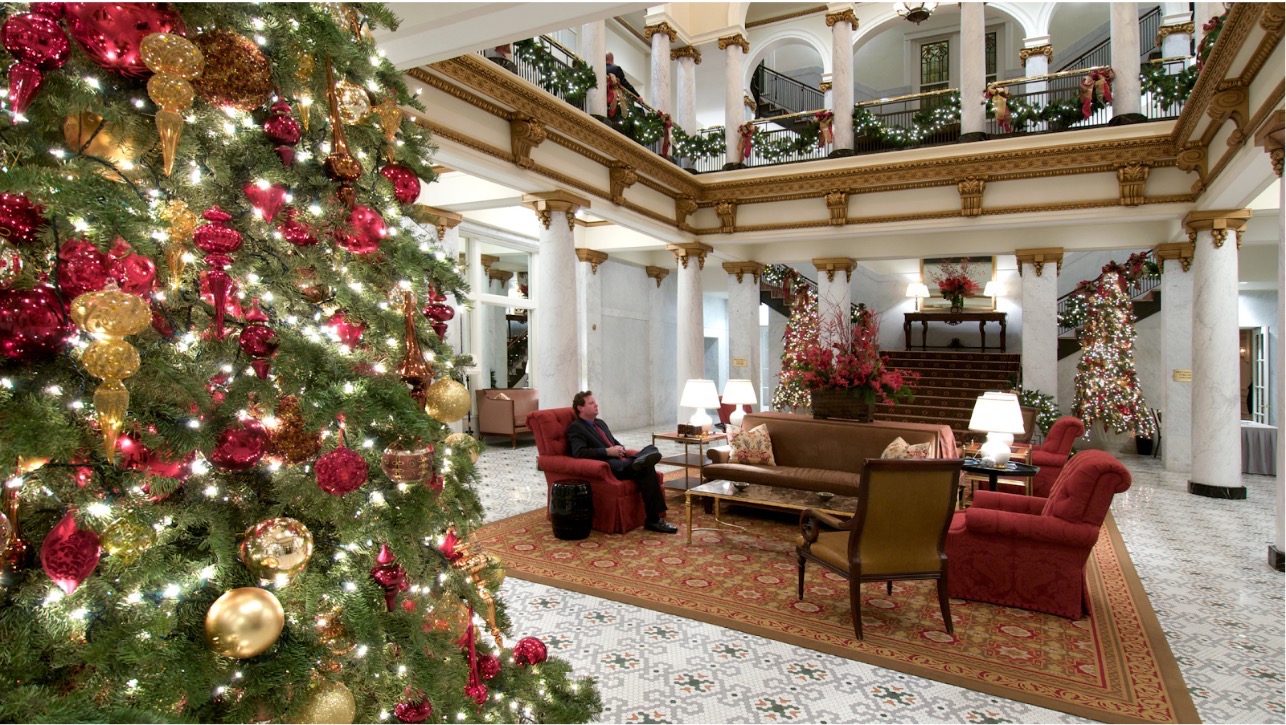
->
[[945, 449, 1132, 618], [1030, 416, 1085, 496], [526, 408, 648, 534]]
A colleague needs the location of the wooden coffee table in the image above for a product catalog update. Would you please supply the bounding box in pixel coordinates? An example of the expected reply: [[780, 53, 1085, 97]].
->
[[684, 480, 857, 545]]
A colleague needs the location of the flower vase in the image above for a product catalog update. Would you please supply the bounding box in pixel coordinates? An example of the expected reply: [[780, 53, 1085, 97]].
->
[[948, 295, 964, 313]]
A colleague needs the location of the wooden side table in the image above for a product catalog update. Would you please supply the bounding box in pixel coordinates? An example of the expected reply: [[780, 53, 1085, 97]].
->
[[960, 459, 1040, 500], [652, 431, 725, 491]]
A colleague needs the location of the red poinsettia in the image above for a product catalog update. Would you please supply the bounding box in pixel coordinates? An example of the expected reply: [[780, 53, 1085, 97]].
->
[[931, 258, 982, 307], [793, 310, 918, 405]]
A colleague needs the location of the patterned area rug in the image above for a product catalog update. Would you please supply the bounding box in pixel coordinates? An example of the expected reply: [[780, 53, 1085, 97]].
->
[[477, 494, 1199, 724]]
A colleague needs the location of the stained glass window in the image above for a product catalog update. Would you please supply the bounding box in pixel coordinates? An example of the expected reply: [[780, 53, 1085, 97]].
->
[[986, 31, 997, 84], [920, 39, 949, 92]]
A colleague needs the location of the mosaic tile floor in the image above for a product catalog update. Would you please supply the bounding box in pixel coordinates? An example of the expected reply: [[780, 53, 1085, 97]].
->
[[472, 430, 1284, 724]]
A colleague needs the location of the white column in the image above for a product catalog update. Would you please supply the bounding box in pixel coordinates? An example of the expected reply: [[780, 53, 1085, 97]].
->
[[720, 34, 747, 165], [525, 194, 586, 410], [960, 1, 986, 136], [489, 272, 510, 388], [813, 258, 854, 348], [647, 23, 673, 113], [1155, 246, 1194, 472], [1110, 2, 1143, 119], [827, 6, 856, 154], [725, 263, 763, 404], [435, 220, 464, 353], [671, 244, 711, 424], [576, 250, 605, 394], [1017, 251, 1061, 403], [673, 49, 699, 133], [1276, 171, 1285, 567], [1158, 14, 1194, 62], [647, 266, 674, 427], [1020, 39, 1052, 97], [582, 20, 606, 117], [1187, 211, 1252, 498]]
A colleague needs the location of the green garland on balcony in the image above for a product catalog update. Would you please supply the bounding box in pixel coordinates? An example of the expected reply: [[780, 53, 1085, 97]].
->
[[512, 39, 597, 102], [672, 126, 725, 160], [852, 92, 962, 148], [751, 123, 821, 163], [1140, 63, 1199, 109]]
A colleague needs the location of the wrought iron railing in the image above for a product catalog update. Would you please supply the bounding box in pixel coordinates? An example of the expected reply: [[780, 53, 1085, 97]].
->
[[1057, 6, 1163, 72], [509, 35, 588, 112], [982, 65, 1113, 136], [1141, 56, 1196, 118], [854, 88, 962, 152], [1057, 250, 1161, 337], [754, 62, 825, 115], [685, 127, 726, 173]]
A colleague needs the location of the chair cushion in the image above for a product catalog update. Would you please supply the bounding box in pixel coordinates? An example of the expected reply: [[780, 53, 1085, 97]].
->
[[880, 436, 934, 460], [705, 463, 860, 495], [800, 530, 942, 576], [730, 424, 775, 465]]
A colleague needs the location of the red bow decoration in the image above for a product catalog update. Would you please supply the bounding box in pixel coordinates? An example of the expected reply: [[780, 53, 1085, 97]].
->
[[658, 111, 673, 158], [814, 111, 834, 147], [983, 84, 1012, 133], [455, 606, 488, 709], [738, 122, 756, 161], [605, 75, 626, 119], [1080, 69, 1114, 119]]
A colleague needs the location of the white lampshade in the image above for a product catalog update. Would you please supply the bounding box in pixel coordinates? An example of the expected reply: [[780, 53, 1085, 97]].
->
[[968, 392, 1025, 466], [721, 379, 757, 427], [906, 282, 930, 298], [983, 280, 1001, 298], [680, 379, 721, 429]]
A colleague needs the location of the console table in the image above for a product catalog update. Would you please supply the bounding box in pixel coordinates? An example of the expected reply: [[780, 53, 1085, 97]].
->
[[903, 311, 1008, 352]]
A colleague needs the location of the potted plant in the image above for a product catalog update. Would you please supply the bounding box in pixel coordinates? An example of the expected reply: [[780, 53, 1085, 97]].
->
[[794, 309, 919, 420]]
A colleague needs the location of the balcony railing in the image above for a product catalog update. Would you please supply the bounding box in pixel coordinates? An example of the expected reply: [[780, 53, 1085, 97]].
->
[[1057, 6, 1164, 72], [508, 36, 590, 112]]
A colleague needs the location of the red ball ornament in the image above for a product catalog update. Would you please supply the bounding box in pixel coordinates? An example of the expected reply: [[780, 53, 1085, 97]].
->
[[393, 697, 433, 724], [263, 100, 302, 167], [2, 10, 70, 117], [478, 653, 501, 680], [0, 239, 24, 290], [512, 636, 548, 666], [243, 182, 288, 223], [210, 418, 269, 471], [63, 2, 186, 79], [56, 239, 111, 304], [315, 444, 368, 496], [109, 238, 156, 296], [327, 311, 365, 348], [0, 283, 73, 361], [464, 682, 488, 706], [0, 193, 47, 246], [116, 431, 152, 471], [41, 512, 100, 595], [336, 205, 386, 255], [277, 208, 317, 247], [379, 163, 421, 205], [239, 324, 278, 379]]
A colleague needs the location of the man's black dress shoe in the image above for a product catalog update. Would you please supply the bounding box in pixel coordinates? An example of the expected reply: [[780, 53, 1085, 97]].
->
[[644, 519, 678, 534], [631, 450, 662, 471]]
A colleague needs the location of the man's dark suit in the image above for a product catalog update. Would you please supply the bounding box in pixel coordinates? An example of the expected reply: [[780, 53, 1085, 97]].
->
[[605, 62, 639, 98], [566, 417, 665, 520]]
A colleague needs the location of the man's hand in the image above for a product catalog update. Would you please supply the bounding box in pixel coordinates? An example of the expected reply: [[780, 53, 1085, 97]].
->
[[608, 445, 627, 458]]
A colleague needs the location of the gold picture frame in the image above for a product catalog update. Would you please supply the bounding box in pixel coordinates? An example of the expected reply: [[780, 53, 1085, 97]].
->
[[918, 256, 996, 311]]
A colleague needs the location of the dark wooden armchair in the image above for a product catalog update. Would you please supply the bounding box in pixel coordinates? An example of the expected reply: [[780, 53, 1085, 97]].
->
[[796, 458, 963, 640]]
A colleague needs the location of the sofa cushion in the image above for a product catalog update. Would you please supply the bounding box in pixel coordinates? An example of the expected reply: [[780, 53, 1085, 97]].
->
[[730, 424, 775, 465], [880, 436, 934, 460], [492, 392, 511, 401], [703, 463, 860, 496]]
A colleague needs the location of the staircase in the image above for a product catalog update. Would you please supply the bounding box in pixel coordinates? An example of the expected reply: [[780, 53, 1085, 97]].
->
[[877, 351, 1023, 441], [752, 62, 824, 134]]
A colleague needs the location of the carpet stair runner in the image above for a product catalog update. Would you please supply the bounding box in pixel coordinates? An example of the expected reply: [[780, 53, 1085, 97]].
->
[[876, 351, 1022, 441]]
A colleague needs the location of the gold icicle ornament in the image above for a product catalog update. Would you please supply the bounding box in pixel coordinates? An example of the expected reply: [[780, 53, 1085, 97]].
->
[[322, 59, 363, 208], [140, 33, 204, 177], [70, 284, 152, 462], [371, 95, 402, 162], [161, 199, 198, 292], [449, 536, 504, 649], [394, 287, 433, 409], [295, 51, 316, 133]]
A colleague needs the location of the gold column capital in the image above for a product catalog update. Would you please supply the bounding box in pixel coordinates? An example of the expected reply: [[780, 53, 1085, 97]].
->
[[721, 261, 765, 285], [1153, 242, 1195, 272], [667, 242, 714, 270], [825, 9, 858, 30], [1018, 44, 1053, 63], [487, 268, 514, 285], [718, 34, 750, 54], [1015, 247, 1064, 277], [643, 22, 678, 43], [408, 204, 463, 239], [1183, 209, 1252, 249], [1155, 21, 1195, 47], [671, 45, 702, 64], [645, 265, 670, 288], [575, 248, 609, 274], [818, 81, 833, 93], [522, 191, 591, 231], [812, 258, 856, 284]]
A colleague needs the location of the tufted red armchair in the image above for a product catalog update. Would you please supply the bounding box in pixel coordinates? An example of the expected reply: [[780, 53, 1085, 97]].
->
[[526, 408, 648, 534], [1030, 416, 1085, 496], [945, 449, 1132, 618]]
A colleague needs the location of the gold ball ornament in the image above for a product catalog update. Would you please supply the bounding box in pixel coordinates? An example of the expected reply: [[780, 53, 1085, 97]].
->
[[102, 518, 154, 565], [62, 112, 140, 181], [333, 80, 370, 125], [313, 603, 355, 656], [425, 378, 470, 424], [444, 432, 480, 464], [191, 29, 273, 111], [296, 678, 356, 724], [204, 587, 285, 659], [240, 517, 314, 584]]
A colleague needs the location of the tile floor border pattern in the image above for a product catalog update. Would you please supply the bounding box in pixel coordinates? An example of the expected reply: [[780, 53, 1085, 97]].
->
[[470, 428, 1284, 724]]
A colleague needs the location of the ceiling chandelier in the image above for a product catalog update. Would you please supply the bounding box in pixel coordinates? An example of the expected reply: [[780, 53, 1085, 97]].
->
[[895, 2, 938, 25]]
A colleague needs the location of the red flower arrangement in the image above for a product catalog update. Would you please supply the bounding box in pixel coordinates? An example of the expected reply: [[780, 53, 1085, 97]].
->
[[795, 310, 918, 405], [931, 258, 981, 309]]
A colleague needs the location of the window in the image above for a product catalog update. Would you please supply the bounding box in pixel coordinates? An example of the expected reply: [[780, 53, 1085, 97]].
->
[[986, 31, 997, 84], [920, 39, 950, 92]]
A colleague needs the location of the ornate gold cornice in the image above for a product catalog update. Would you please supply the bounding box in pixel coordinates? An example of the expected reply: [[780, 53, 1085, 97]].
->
[[746, 5, 827, 28], [1156, 21, 1195, 47], [825, 9, 858, 30], [522, 191, 590, 231], [818, 81, 832, 93], [1014, 248, 1064, 277], [812, 257, 856, 283], [715, 200, 737, 233], [575, 248, 609, 273], [718, 34, 750, 54], [1172, 3, 1260, 148], [1202, 80, 1285, 192], [670, 45, 702, 64], [957, 176, 985, 217], [667, 242, 714, 270], [510, 117, 546, 169], [1182, 209, 1252, 249], [410, 204, 463, 240], [1018, 44, 1053, 62], [1254, 109, 1285, 176], [645, 265, 670, 288], [675, 196, 698, 227], [1153, 241, 1195, 272], [643, 22, 678, 43], [608, 163, 637, 205], [1116, 163, 1149, 206], [721, 261, 764, 284], [824, 190, 849, 225]]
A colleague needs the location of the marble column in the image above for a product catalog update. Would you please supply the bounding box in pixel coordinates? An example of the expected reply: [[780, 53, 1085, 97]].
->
[[647, 265, 673, 426], [768, 306, 787, 409], [576, 249, 607, 394], [670, 243, 713, 423], [1185, 209, 1253, 499], [1016, 248, 1063, 403], [724, 262, 764, 408], [719, 34, 749, 166], [645, 22, 675, 114], [1254, 113, 1284, 570], [582, 20, 607, 117], [1019, 39, 1052, 98], [488, 269, 512, 388], [813, 258, 855, 347], [960, 1, 986, 138], [819, 76, 833, 109], [1153, 242, 1195, 473], [825, 5, 856, 155], [1109, 2, 1144, 122], [1157, 14, 1195, 64], [672, 46, 701, 133], [523, 191, 589, 411]]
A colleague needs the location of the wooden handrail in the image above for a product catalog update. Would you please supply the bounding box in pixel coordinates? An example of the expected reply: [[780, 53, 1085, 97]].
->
[[856, 87, 958, 108], [986, 65, 1111, 89]]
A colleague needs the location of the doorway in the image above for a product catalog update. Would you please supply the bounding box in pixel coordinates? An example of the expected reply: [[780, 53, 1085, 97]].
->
[[1240, 327, 1268, 423]]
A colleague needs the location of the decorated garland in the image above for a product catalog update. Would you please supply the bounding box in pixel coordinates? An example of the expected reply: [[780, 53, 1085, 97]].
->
[[512, 39, 596, 103], [983, 83, 1012, 132], [1018, 388, 1061, 436], [1196, 9, 1227, 73], [1080, 68, 1113, 119], [814, 110, 834, 147], [738, 121, 757, 160], [1141, 62, 1198, 110]]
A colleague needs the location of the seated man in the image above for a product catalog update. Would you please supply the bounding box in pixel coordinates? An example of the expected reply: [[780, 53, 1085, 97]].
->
[[566, 390, 674, 534]]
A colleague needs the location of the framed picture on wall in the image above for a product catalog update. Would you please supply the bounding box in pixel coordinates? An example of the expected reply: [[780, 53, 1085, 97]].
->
[[919, 256, 996, 311]]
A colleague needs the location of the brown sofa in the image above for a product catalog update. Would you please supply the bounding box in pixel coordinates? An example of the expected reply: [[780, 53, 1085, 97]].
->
[[476, 388, 538, 447], [704, 412, 958, 496]]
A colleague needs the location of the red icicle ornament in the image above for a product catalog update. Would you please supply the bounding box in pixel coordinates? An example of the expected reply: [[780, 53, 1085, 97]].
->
[[369, 543, 408, 611], [41, 511, 100, 595]]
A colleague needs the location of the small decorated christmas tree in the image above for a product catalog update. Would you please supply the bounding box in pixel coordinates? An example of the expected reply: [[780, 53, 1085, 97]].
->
[[771, 274, 818, 411], [1072, 270, 1156, 437]]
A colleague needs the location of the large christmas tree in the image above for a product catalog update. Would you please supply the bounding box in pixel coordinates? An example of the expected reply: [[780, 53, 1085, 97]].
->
[[770, 273, 818, 411], [1072, 270, 1156, 437], [0, 3, 599, 722]]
